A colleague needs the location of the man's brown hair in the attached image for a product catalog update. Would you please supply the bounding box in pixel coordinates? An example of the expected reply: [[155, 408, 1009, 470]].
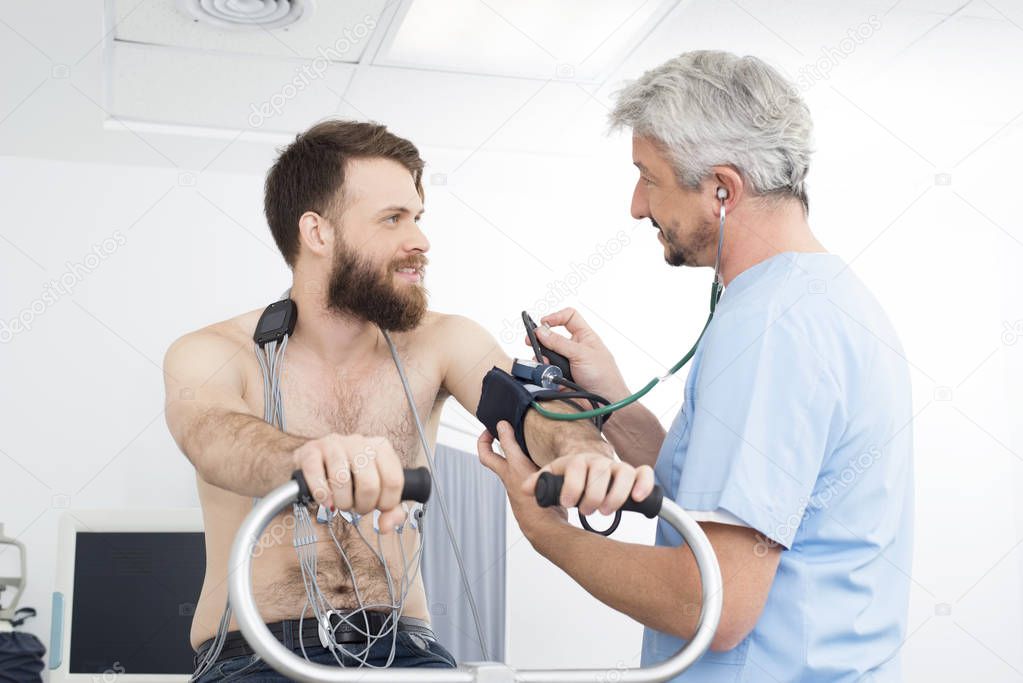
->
[[264, 120, 425, 268]]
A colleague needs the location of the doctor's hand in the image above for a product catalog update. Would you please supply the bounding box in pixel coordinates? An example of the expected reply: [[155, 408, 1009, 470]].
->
[[478, 422, 568, 535], [528, 307, 629, 402], [479, 421, 654, 532]]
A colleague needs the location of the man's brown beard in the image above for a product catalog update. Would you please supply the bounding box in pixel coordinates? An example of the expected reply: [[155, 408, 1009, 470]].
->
[[325, 237, 428, 332]]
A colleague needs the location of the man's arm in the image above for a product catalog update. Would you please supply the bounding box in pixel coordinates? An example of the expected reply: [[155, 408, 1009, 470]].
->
[[166, 328, 420, 530], [164, 329, 307, 497], [527, 308, 664, 468], [435, 315, 613, 467]]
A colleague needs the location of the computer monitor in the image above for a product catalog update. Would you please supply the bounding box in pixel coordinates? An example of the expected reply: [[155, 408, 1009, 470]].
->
[[50, 509, 204, 683]]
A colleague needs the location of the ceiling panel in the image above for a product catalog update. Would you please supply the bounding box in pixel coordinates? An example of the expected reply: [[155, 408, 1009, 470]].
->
[[342, 64, 549, 151], [373, 0, 679, 82], [113, 0, 390, 62], [110, 41, 357, 134]]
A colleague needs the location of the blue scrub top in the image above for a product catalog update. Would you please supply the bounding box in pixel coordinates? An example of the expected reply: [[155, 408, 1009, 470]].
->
[[641, 252, 914, 682]]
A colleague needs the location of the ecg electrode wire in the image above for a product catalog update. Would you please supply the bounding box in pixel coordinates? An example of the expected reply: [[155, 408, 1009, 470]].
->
[[274, 337, 288, 429], [205, 325, 438, 673], [300, 514, 425, 667], [292, 464, 426, 667], [296, 529, 425, 668], [326, 522, 368, 614], [375, 529, 400, 667], [188, 596, 233, 681], [288, 424, 423, 665], [324, 516, 425, 644], [192, 339, 292, 680], [255, 348, 271, 423], [382, 330, 491, 660], [190, 341, 282, 681]]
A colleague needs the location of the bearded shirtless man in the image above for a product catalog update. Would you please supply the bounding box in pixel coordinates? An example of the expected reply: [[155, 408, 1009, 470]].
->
[[163, 120, 654, 679]]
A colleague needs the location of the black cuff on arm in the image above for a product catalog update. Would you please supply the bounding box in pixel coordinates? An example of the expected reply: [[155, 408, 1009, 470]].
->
[[476, 367, 539, 465]]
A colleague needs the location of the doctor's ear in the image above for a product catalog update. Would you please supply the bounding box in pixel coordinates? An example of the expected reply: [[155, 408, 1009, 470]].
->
[[710, 169, 742, 211]]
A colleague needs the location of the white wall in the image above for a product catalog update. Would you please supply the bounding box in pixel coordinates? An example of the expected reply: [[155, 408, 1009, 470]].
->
[[2, 1, 1023, 680]]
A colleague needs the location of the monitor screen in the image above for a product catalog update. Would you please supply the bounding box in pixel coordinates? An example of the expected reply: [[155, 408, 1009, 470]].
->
[[69, 532, 205, 675]]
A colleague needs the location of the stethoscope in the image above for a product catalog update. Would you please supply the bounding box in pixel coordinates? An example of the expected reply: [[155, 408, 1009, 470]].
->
[[530, 186, 730, 422]]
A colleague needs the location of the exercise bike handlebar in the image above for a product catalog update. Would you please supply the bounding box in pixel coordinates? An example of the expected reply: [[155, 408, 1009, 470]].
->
[[291, 466, 432, 507], [534, 472, 664, 518], [229, 467, 723, 683]]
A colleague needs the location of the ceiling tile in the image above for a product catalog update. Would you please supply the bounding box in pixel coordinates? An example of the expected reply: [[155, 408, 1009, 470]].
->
[[113, 0, 389, 63]]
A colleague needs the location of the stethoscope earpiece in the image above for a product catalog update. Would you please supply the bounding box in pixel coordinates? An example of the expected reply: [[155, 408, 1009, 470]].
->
[[713, 187, 728, 303]]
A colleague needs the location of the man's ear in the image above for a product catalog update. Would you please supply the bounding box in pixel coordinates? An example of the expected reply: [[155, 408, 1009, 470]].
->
[[297, 211, 334, 259], [710, 167, 743, 215]]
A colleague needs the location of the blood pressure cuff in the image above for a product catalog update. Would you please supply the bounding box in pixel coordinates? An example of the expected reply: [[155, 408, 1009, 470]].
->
[[476, 367, 538, 464]]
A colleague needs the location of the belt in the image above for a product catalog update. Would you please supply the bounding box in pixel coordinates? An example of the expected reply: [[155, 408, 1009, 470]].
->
[[194, 612, 433, 667]]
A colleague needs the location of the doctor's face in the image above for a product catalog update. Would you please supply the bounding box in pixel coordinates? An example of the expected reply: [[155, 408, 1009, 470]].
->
[[629, 135, 715, 268]]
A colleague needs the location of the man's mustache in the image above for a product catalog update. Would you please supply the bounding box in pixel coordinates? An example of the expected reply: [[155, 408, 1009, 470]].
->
[[394, 256, 429, 270]]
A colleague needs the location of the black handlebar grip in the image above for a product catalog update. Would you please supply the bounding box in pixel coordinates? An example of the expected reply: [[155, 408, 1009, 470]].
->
[[534, 471, 664, 519], [293, 469, 314, 504], [400, 466, 432, 504], [291, 467, 432, 506]]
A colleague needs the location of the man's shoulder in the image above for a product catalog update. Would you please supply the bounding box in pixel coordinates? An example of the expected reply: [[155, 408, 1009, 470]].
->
[[164, 308, 263, 372], [723, 254, 892, 344], [407, 310, 493, 344], [400, 311, 506, 388]]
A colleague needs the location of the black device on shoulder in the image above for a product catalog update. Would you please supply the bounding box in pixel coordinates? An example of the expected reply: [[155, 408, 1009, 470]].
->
[[254, 298, 298, 346], [521, 311, 573, 382]]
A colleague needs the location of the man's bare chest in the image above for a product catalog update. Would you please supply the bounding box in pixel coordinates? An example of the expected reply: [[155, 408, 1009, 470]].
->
[[243, 350, 444, 466]]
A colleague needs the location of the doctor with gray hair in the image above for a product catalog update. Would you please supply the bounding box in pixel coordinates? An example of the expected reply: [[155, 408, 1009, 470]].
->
[[481, 50, 913, 682]]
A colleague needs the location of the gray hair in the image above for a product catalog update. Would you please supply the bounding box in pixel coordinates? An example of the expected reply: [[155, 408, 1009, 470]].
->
[[609, 50, 813, 210]]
